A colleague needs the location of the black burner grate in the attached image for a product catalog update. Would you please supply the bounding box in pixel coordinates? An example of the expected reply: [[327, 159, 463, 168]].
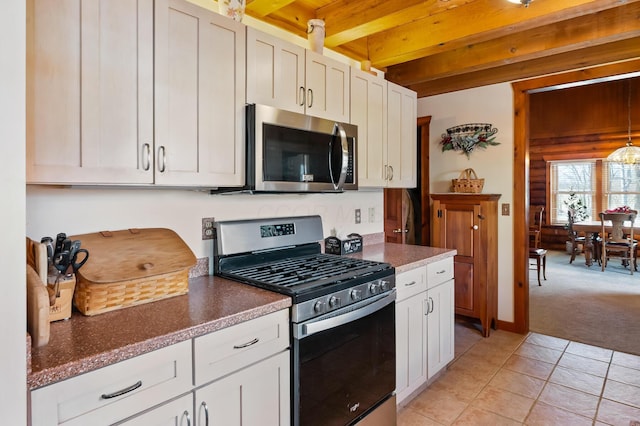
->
[[226, 254, 387, 290]]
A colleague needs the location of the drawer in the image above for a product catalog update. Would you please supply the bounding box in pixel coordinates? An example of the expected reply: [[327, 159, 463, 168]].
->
[[395, 266, 427, 302], [31, 339, 192, 426], [426, 258, 454, 289], [194, 309, 289, 387]]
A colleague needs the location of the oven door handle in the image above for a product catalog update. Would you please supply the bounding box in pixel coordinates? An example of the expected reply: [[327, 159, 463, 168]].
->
[[295, 290, 396, 339]]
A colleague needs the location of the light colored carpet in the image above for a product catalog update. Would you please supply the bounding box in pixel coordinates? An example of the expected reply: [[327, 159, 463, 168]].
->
[[529, 249, 640, 356]]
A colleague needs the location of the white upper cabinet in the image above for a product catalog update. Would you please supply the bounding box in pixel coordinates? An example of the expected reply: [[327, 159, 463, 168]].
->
[[246, 27, 350, 123], [154, 0, 245, 187], [386, 81, 417, 188], [27, 0, 154, 184], [352, 74, 417, 188], [350, 68, 388, 187]]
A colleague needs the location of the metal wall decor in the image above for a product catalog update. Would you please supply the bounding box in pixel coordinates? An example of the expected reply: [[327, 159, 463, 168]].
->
[[440, 123, 499, 158]]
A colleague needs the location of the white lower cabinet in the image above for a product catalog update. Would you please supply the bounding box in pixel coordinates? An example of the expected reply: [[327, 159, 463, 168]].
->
[[116, 394, 194, 426], [194, 351, 290, 426], [30, 309, 291, 426], [395, 258, 455, 406], [30, 340, 193, 426]]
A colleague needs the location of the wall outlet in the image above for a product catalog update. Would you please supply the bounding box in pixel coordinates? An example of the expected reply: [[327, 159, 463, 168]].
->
[[355, 209, 361, 224], [368, 207, 376, 223], [202, 217, 215, 240], [501, 203, 510, 216]]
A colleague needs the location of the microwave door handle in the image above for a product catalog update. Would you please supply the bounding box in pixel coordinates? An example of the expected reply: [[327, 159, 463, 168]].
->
[[330, 122, 349, 190]]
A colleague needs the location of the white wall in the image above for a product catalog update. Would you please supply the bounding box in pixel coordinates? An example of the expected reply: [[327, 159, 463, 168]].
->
[[26, 188, 384, 263], [0, 0, 27, 423], [418, 83, 515, 322]]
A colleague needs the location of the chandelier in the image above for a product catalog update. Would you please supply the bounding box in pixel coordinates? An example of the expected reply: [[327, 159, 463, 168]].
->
[[607, 80, 640, 165]]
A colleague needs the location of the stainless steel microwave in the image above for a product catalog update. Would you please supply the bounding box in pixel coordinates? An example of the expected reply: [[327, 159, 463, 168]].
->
[[240, 104, 358, 193]]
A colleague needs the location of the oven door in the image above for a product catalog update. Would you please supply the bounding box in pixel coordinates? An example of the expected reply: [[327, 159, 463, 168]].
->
[[292, 290, 396, 426]]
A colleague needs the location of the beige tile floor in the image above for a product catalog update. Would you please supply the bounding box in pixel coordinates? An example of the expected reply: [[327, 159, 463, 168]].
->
[[398, 320, 640, 426]]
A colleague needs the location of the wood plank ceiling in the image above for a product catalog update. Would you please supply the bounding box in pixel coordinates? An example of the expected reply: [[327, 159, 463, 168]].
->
[[245, 0, 640, 97]]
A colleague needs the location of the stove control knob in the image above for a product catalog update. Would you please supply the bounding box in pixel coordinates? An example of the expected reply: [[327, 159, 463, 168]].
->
[[369, 283, 380, 294], [350, 289, 362, 301], [380, 280, 390, 292], [329, 296, 340, 308], [313, 301, 325, 313]]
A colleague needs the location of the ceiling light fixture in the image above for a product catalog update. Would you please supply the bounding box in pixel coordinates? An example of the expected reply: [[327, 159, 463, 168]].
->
[[508, 0, 533, 6], [607, 80, 640, 165]]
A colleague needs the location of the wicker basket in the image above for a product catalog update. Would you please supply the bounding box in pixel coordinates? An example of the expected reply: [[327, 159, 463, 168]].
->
[[452, 168, 484, 193], [70, 228, 196, 316]]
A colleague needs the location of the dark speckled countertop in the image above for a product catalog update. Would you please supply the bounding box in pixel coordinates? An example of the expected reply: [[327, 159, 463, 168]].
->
[[28, 276, 291, 390], [349, 242, 456, 274], [28, 242, 455, 390]]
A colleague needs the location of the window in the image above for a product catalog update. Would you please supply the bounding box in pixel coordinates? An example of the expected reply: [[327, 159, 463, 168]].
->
[[603, 162, 640, 211], [549, 159, 640, 224], [550, 161, 596, 224]]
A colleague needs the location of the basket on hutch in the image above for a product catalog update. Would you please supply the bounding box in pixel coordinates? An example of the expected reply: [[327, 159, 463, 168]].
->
[[452, 168, 484, 193]]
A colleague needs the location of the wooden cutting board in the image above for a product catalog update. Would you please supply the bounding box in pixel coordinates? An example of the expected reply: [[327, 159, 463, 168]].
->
[[26, 264, 50, 347]]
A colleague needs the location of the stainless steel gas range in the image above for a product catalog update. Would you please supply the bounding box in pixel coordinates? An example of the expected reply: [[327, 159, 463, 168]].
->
[[214, 215, 397, 426]]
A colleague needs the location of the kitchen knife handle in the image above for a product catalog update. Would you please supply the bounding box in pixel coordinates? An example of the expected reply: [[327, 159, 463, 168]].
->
[[100, 380, 142, 399]]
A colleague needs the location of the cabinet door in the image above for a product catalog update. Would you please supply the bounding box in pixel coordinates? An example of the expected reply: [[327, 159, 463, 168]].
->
[[386, 82, 417, 188], [427, 279, 455, 379], [116, 393, 193, 426], [195, 351, 290, 426], [350, 68, 387, 187], [27, 0, 154, 184], [434, 201, 480, 316], [395, 292, 427, 405], [246, 27, 305, 114], [305, 50, 350, 122], [155, 0, 245, 186]]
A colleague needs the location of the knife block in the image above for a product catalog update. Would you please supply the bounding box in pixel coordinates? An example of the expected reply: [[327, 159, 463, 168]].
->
[[47, 274, 76, 322]]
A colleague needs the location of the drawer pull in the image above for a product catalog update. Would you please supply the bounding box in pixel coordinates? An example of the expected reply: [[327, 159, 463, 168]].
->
[[100, 380, 142, 399], [436, 269, 446, 274], [404, 281, 417, 287], [233, 338, 259, 349]]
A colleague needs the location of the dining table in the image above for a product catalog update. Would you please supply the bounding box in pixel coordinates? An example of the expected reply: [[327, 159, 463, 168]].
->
[[572, 219, 640, 266]]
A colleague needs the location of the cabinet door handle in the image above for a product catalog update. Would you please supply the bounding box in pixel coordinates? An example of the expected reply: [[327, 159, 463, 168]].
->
[[299, 86, 305, 106], [142, 143, 151, 171], [199, 401, 209, 426], [100, 380, 142, 399], [428, 297, 434, 314], [404, 280, 417, 287], [388, 165, 394, 180], [180, 410, 191, 426], [307, 88, 313, 108], [233, 337, 259, 349], [158, 146, 167, 173], [473, 225, 479, 230]]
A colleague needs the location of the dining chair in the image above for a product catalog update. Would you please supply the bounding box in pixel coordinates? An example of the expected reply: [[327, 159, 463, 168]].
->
[[600, 210, 638, 274], [529, 205, 544, 248], [567, 208, 587, 264]]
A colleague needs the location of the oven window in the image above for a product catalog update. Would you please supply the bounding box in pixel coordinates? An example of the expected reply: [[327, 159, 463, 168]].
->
[[296, 301, 395, 426]]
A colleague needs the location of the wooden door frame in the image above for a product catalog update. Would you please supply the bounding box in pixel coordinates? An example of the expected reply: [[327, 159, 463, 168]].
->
[[511, 59, 640, 334]]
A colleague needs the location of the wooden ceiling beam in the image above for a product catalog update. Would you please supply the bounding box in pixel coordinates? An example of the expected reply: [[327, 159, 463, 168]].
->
[[386, 3, 640, 86], [246, 0, 297, 17], [367, 0, 640, 68], [407, 39, 640, 97], [317, 0, 472, 48]]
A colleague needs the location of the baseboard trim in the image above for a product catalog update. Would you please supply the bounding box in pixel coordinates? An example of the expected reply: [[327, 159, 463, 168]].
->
[[497, 320, 523, 334]]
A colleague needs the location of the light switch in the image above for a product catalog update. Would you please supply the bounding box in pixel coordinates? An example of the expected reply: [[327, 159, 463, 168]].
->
[[501, 203, 510, 216]]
